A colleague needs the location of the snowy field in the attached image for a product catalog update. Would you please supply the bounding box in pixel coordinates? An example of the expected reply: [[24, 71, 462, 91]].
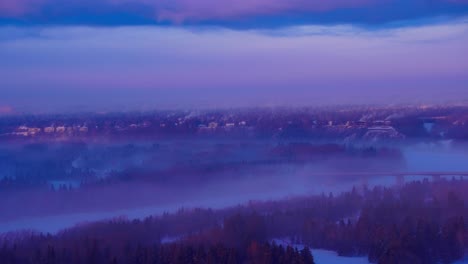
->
[[271, 239, 370, 264]]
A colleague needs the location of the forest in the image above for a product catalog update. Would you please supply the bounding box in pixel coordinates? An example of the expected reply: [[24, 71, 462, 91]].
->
[[0, 178, 466, 263]]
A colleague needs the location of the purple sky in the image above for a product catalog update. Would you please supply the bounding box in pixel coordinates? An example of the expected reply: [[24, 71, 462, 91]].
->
[[1, 1, 468, 113]]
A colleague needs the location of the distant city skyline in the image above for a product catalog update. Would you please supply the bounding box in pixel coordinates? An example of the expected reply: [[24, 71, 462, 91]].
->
[[1, 0, 468, 113]]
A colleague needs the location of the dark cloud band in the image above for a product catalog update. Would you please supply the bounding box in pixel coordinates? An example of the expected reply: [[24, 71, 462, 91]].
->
[[1, 0, 468, 28]]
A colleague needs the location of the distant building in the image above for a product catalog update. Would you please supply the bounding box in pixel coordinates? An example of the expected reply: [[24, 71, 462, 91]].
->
[[374, 120, 391, 126], [367, 125, 395, 131], [15, 126, 31, 136], [208, 122, 218, 129], [364, 126, 405, 140], [56, 126, 66, 133], [28, 128, 41, 133], [28, 127, 41, 135], [13, 132, 28, 136], [44, 127, 55, 133], [17, 125, 29, 131]]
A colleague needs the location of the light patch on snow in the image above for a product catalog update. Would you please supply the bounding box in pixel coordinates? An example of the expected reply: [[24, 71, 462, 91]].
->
[[312, 249, 370, 264], [271, 238, 370, 264]]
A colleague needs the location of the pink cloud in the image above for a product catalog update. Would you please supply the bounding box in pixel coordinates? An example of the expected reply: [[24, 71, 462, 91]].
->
[[0, 0, 44, 17], [112, 0, 376, 23], [0, 1, 28, 16], [0, 105, 13, 114]]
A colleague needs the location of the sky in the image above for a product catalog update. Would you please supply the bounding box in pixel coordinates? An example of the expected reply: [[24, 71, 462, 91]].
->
[[1, 0, 468, 113]]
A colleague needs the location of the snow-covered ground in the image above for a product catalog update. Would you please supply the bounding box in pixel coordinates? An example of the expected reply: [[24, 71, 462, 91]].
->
[[312, 249, 370, 264], [271, 238, 468, 264], [271, 239, 370, 264]]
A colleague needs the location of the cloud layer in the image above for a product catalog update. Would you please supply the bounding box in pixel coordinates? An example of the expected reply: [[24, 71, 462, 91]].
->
[[1, 19, 467, 112], [1, 0, 468, 27], [1, 1, 467, 112]]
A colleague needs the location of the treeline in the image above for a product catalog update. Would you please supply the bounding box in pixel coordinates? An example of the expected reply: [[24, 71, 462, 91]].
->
[[0, 141, 405, 191], [1, 179, 467, 263], [0, 239, 314, 264]]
